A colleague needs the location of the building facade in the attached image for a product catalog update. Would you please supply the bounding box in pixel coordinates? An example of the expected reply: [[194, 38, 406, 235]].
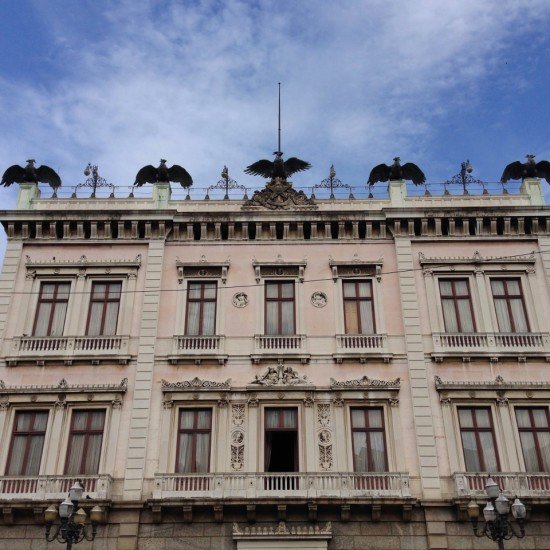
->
[[0, 177, 549, 549]]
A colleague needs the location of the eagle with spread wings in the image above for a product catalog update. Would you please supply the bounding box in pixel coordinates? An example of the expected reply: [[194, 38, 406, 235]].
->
[[1, 159, 61, 188], [367, 157, 426, 185], [245, 151, 311, 180], [501, 155, 550, 184], [134, 159, 193, 187]]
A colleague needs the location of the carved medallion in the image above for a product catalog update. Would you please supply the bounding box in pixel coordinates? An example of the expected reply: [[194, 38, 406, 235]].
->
[[232, 292, 249, 308], [311, 291, 328, 308]]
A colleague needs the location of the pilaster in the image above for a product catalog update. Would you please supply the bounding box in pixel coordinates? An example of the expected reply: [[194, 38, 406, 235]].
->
[[0, 241, 23, 343], [395, 237, 441, 497], [123, 240, 165, 499]]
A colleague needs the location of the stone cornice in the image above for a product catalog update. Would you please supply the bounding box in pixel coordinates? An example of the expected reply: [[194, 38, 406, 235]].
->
[[330, 375, 401, 390], [0, 377, 128, 395], [232, 521, 332, 540], [25, 254, 142, 268], [434, 375, 550, 391]]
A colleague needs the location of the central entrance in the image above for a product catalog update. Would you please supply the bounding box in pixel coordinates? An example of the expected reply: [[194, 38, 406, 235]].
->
[[264, 408, 298, 472]]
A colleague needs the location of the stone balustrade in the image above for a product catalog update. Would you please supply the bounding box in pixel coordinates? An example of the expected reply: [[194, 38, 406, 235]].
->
[[334, 333, 392, 363], [252, 335, 310, 364], [453, 472, 550, 498]]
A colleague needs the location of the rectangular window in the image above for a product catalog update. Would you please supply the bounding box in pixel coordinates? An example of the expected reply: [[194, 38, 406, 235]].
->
[[265, 408, 298, 472], [351, 408, 387, 472], [439, 279, 475, 333], [65, 410, 106, 475], [5, 411, 48, 476], [491, 278, 529, 333], [516, 408, 550, 472], [265, 281, 295, 335], [176, 409, 212, 473], [458, 407, 499, 472], [87, 281, 122, 336], [33, 282, 70, 336], [185, 282, 217, 336], [343, 280, 375, 334]]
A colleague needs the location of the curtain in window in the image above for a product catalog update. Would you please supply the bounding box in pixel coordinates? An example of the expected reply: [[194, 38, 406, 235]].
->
[[6, 412, 48, 476], [509, 298, 528, 332], [195, 433, 210, 472], [103, 301, 119, 335], [344, 301, 359, 333], [202, 302, 215, 335], [65, 435, 86, 474], [493, 298, 511, 331], [353, 432, 368, 471], [87, 302, 103, 336], [186, 302, 200, 335], [441, 298, 459, 332], [281, 301, 294, 335], [65, 411, 105, 475], [359, 301, 374, 334], [519, 432, 539, 472], [177, 434, 193, 473], [369, 432, 386, 472], [461, 432, 481, 471], [265, 410, 280, 429], [34, 303, 53, 336], [478, 432, 499, 472]]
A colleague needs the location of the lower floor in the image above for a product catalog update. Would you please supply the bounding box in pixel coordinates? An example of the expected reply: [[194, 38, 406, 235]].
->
[[1, 503, 550, 550]]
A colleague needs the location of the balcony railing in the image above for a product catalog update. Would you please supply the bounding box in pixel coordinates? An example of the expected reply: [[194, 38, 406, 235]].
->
[[334, 333, 391, 363], [169, 335, 227, 364], [432, 332, 550, 361], [153, 472, 410, 500], [252, 335, 310, 363], [0, 475, 113, 501], [7, 336, 131, 365], [453, 472, 550, 498]]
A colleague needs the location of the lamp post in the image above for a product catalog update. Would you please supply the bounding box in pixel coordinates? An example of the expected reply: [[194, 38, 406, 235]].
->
[[44, 481, 103, 549], [467, 476, 526, 549]]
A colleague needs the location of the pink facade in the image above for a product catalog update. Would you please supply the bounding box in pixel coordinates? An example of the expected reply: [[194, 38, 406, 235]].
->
[[0, 178, 549, 549]]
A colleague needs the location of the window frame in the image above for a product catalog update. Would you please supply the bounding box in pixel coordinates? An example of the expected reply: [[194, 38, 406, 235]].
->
[[184, 281, 218, 336], [32, 281, 71, 337], [350, 407, 388, 472], [438, 278, 477, 333], [4, 410, 49, 476], [264, 280, 296, 335], [263, 407, 299, 472], [458, 406, 501, 472], [86, 280, 123, 336], [490, 277, 530, 333], [343, 280, 376, 335], [175, 408, 213, 474], [514, 406, 550, 472]]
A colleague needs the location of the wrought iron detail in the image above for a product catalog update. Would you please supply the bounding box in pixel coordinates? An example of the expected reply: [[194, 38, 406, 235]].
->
[[312, 165, 354, 199], [73, 164, 115, 198], [444, 160, 486, 195], [206, 166, 248, 200]]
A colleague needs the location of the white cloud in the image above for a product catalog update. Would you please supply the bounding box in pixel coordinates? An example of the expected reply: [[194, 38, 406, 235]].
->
[[0, 0, 548, 198]]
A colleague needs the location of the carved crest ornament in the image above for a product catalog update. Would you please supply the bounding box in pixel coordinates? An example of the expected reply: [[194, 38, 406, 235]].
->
[[251, 363, 308, 386], [161, 377, 231, 390], [242, 178, 317, 210]]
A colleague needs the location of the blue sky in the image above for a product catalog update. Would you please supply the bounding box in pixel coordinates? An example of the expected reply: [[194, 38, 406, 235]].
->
[[0, 0, 549, 252]]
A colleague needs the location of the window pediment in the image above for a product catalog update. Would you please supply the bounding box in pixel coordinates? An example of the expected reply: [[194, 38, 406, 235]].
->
[[330, 375, 400, 390], [253, 256, 307, 283], [176, 258, 230, 284], [329, 255, 383, 281], [419, 250, 535, 271]]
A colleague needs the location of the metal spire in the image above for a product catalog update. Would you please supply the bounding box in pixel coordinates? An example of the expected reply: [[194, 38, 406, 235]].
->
[[277, 83, 281, 155]]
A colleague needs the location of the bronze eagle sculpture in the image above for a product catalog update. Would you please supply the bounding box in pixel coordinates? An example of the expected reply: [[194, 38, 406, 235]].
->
[[134, 159, 193, 187], [245, 151, 311, 180], [367, 157, 426, 185], [1, 159, 61, 188], [501, 155, 550, 184]]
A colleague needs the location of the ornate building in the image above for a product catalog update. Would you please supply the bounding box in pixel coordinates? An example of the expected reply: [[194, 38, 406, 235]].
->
[[0, 176, 549, 549]]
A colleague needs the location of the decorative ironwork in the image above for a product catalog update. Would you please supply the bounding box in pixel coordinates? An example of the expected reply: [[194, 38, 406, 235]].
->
[[444, 160, 486, 195], [312, 165, 354, 199], [73, 164, 115, 198], [206, 166, 248, 200]]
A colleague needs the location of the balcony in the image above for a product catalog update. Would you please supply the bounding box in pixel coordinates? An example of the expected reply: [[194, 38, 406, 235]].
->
[[453, 473, 550, 499], [431, 332, 550, 362], [251, 334, 310, 364], [6, 335, 131, 366], [0, 474, 113, 502], [153, 472, 410, 500], [333, 333, 392, 363], [168, 335, 227, 365]]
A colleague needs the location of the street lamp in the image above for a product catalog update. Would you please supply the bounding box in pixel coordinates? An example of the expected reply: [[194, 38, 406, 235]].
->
[[44, 481, 103, 549], [467, 476, 526, 549]]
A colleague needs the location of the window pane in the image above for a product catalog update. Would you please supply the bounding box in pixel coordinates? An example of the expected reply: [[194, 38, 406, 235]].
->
[[201, 302, 216, 335], [202, 283, 217, 300], [265, 410, 279, 429], [439, 280, 452, 296], [186, 302, 200, 335], [478, 432, 498, 471], [474, 409, 491, 428], [180, 410, 195, 429], [454, 280, 469, 296], [84, 434, 103, 474], [458, 409, 474, 428], [90, 411, 106, 431], [281, 282, 294, 299], [538, 432, 550, 472], [41, 283, 56, 299], [50, 302, 68, 336], [65, 434, 86, 474], [343, 282, 357, 298], [520, 432, 539, 472], [281, 302, 295, 334], [33, 412, 49, 431], [494, 299, 512, 332], [491, 280, 505, 296], [344, 301, 359, 333], [358, 282, 372, 298], [177, 433, 193, 473], [92, 283, 106, 299], [353, 432, 368, 471], [532, 409, 549, 428], [103, 302, 119, 335], [359, 301, 374, 334], [266, 283, 279, 298], [33, 302, 52, 336], [108, 283, 122, 299], [282, 409, 297, 429], [6, 437, 28, 475], [461, 431, 481, 471], [196, 410, 211, 429], [187, 284, 202, 300], [351, 409, 366, 428], [265, 302, 278, 334], [369, 432, 387, 471], [441, 298, 459, 332], [516, 409, 531, 428], [456, 300, 474, 332], [16, 412, 32, 431], [509, 298, 528, 332], [72, 411, 89, 430], [506, 280, 521, 294], [195, 433, 210, 472], [56, 284, 70, 301], [367, 409, 383, 428], [87, 302, 104, 336]]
